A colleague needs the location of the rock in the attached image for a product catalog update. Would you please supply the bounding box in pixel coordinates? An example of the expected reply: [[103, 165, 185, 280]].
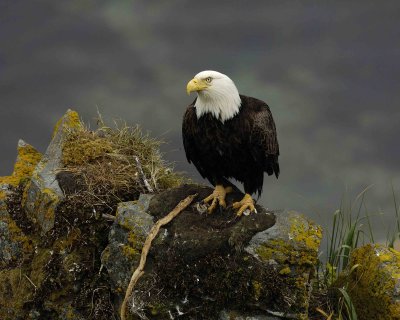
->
[[0, 111, 326, 320], [219, 310, 281, 319], [101, 194, 154, 291], [337, 244, 400, 319], [0, 139, 42, 200], [0, 205, 33, 269], [245, 210, 322, 319], [23, 110, 82, 235], [103, 184, 321, 319]]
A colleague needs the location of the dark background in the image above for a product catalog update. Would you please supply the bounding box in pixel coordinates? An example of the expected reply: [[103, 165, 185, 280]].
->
[[1, 1, 399, 244]]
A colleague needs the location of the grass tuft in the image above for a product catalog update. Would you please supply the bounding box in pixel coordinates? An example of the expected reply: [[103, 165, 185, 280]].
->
[[58, 115, 186, 213]]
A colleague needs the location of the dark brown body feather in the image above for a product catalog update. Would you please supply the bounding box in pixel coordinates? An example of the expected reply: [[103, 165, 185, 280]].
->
[[182, 95, 279, 197]]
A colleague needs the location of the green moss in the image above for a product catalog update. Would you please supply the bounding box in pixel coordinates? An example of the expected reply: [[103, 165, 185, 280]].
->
[[0, 214, 34, 259], [59, 117, 187, 210], [252, 280, 262, 301], [0, 268, 34, 319], [279, 266, 291, 275], [30, 248, 53, 287], [62, 130, 113, 166], [337, 244, 400, 319]]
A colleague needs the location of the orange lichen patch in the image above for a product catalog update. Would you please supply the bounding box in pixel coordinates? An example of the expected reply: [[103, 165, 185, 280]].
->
[[0, 141, 42, 189], [340, 244, 400, 319]]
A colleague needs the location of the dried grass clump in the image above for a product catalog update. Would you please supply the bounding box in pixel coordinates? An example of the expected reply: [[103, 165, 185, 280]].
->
[[60, 117, 186, 209]]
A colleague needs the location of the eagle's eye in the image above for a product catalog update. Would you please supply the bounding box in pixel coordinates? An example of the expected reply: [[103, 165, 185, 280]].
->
[[205, 77, 212, 83]]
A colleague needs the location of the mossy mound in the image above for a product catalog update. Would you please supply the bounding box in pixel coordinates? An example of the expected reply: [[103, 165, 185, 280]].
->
[[335, 244, 400, 320], [0, 110, 186, 320], [58, 116, 185, 214]]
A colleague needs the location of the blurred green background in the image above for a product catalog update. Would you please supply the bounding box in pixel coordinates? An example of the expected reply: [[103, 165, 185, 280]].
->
[[1, 1, 399, 243]]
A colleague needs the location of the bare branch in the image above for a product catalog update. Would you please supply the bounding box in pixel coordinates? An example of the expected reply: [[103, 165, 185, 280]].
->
[[120, 193, 197, 320]]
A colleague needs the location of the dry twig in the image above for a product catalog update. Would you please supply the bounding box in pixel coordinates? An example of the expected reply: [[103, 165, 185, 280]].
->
[[134, 156, 154, 193], [120, 193, 197, 320]]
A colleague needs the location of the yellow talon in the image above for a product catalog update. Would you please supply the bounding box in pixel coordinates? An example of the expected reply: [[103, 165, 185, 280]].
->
[[203, 185, 233, 214], [232, 193, 256, 216]]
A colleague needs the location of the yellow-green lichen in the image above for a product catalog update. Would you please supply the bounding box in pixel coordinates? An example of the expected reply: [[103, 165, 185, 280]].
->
[[252, 213, 322, 318], [0, 142, 42, 189], [41, 188, 59, 220], [252, 280, 262, 301], [290, 214, 323, 253], [3, 215, 34, 256], [52, 110, 82, 139], [122, 231, 145, 258], [339, 244, 400, 319], [279, 266, 291, 275]]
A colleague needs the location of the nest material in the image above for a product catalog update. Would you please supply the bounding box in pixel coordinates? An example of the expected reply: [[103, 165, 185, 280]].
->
[[59, 118, 185, 211]]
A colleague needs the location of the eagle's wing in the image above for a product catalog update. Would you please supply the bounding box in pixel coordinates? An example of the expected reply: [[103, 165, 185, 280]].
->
[[182, 106, 208, 178], [249, 104, 280, 177]]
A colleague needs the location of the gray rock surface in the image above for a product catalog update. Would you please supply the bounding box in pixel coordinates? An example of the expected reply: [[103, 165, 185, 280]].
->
[[23, 110, 82, 235], [101, 194, 154, 290], [0, 202, 22, 268], [245, 210, 322, 319], [101, 184, 321, 319]]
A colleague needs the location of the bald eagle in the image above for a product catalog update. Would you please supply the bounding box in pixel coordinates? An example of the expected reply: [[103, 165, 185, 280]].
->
[[183, 70, 279, 216]]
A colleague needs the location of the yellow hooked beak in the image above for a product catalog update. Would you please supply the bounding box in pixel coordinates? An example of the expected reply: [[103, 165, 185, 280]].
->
[[186, 78, 209, 95]]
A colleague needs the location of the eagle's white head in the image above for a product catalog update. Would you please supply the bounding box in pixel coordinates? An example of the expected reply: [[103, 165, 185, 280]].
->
[[186, 70, 241, 122]]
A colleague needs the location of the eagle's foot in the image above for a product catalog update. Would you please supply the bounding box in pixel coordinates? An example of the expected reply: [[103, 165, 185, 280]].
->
[[203, 185, 233, 213], [232, 193, 257, 216]]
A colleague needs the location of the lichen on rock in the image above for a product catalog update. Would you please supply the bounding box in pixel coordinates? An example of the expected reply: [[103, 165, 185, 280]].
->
[[23, 110, 83, 235], [0, 208, 34, 269], [245, 210, 322, 319], [336, 244, 400, 319], [101, 194, 155, 291], [0, 139, 42, 200], [0, 109, 330, 320]]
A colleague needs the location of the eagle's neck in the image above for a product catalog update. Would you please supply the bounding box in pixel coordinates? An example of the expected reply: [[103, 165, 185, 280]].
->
[[195, 88, 241, 123]]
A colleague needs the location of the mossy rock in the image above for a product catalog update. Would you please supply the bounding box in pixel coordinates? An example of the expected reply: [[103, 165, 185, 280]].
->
[[104, 184, 321, 319], [0, 208, 34, 269], [0, 139, 42, 201], [23, 110, 82, 235], [245, 210, 322, 319], [101, 194, 155, 291], [336, 244, 400, 320]]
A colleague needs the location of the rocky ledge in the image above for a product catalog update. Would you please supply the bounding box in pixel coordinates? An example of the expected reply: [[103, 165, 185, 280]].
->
[[0, 110, 322, 319]]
